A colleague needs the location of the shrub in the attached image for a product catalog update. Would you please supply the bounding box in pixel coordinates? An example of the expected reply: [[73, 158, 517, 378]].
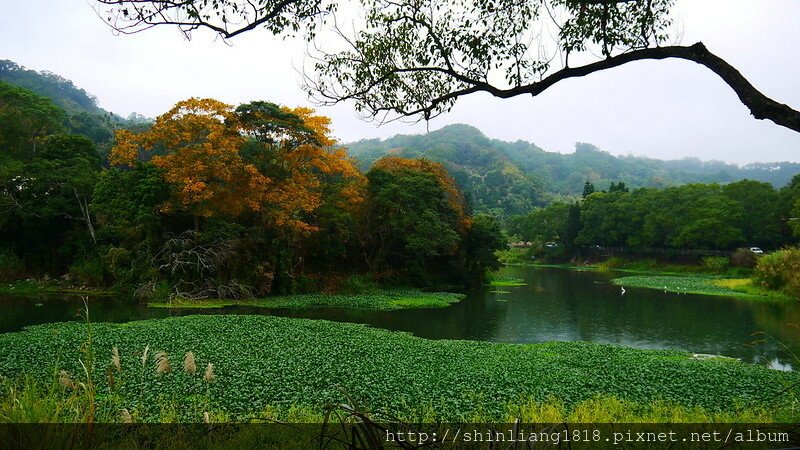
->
[[102, 246, 137, 285], [701, 256, 729, 273], [292, 275, 320, 294], [730, 248, 758, 269], [495, 248, 529, 265], [754, 248, 800, 298], [602, 257, 625, 269], [68, 257, 108, 286], [339, 274, 379, 294], [0, 251, 25, 281]]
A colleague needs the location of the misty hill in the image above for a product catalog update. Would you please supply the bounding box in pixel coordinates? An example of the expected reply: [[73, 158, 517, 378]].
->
[[347, 124, 800, 216], [0, 59, 150, 146]]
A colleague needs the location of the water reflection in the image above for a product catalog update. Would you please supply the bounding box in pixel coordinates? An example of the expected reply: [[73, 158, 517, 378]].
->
[[1, 266, 798, 366]]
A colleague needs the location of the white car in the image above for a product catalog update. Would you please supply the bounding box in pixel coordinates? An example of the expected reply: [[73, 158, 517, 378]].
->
[[749, 247, 764, 254]]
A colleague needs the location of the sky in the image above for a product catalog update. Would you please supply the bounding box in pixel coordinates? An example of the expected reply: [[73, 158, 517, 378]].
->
[[1, 0, 799, 164]]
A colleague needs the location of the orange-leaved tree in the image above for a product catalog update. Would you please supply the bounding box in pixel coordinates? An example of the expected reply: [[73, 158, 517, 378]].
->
[[111, 98, 266, 229], [110, 98, 364, 234], [235, 101, 364, 234]]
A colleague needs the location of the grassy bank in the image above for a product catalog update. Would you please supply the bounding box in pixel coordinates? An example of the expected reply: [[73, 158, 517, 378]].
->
[[487, 276, 526, 287], [148, 290, 465, 310], [0, 280, 114, 296], [611, 275, 792, 301], [0, 315, 797, 422]]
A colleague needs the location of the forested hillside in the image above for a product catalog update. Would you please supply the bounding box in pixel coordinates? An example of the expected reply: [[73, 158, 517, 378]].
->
[[348, 124, 800, 216], [5, 58, 800, 225], [0, 60, 150, 149]]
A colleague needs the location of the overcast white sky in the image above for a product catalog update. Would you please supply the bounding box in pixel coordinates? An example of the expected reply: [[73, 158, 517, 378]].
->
[[1, 0, 799, 164]]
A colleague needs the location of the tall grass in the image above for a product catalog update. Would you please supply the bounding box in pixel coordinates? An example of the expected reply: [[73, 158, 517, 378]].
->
[[0, 300, 217, 424], [754, 247, 800, 299], [0, 251, 25, 282], [68, 258, 108, 286]]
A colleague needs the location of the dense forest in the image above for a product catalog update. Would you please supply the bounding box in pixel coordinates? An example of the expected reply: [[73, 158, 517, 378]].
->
[[349, 124, 800, 218], [508, 178, 800, 258], [0, 73, 504, 298], [3, 60, 800, 296]]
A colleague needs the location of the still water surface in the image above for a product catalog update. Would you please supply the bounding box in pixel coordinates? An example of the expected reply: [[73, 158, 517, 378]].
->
[[2, 266, 797, 368]]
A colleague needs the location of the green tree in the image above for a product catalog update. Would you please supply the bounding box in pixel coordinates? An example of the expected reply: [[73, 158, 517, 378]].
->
[[563, 202, 582, 255], [609, 181, 629, 193], [582, 181, 595, 198], [91, 163, 170, 246], [458, 214, 507, 286], [780, 175, 800, 239], [0, 134, 102, 273], [362, 157, 464, 284], [25, 134, 103, 244], [577, 191, 640, 248], [0, 81, 65, 157], [722, 180, 782, 247], [511, 205, 562, 244]]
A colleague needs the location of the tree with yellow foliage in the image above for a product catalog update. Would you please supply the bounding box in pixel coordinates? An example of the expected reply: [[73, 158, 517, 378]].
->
[[110, 98, 363, 233], [235, 101, 364, 233], [111, 98, 263, 230]]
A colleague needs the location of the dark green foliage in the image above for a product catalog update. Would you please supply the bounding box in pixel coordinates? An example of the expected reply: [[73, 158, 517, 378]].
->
[[0, 80, 65, 157], [68, 257, 109, 286], [91, 164, 170, 247], [608, 181, 629, 193], [458, 215, 507, 285], [582, 181, 595, 198], [722, 180, 782, 247], [65, 111, 114, 145], [576, 185, 752, 250], [1, 133, 103, 274], [563, 202, 581, 254], [782, 175, 800, 238], [362, 163, 462, 284], [515, 181, 792, 254], [0, 251, 25, 282]]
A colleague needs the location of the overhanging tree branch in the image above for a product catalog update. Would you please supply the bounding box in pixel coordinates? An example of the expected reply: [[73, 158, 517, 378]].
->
[[510, 42, 800, 133], [324, 42, 800, 133]]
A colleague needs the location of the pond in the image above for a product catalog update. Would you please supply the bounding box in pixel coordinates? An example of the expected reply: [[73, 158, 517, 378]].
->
[[2, 266, 798, 369]]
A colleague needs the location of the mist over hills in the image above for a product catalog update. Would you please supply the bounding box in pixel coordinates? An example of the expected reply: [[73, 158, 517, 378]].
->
[[347, 124, 800, 216]]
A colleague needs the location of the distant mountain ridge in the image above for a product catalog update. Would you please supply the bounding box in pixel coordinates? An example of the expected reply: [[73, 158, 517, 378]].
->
[[3, 58, 797, 218], [346, 124, 800, 216]]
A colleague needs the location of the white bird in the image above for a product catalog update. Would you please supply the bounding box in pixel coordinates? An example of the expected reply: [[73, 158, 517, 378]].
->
[[620, 287, 626, 296]]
